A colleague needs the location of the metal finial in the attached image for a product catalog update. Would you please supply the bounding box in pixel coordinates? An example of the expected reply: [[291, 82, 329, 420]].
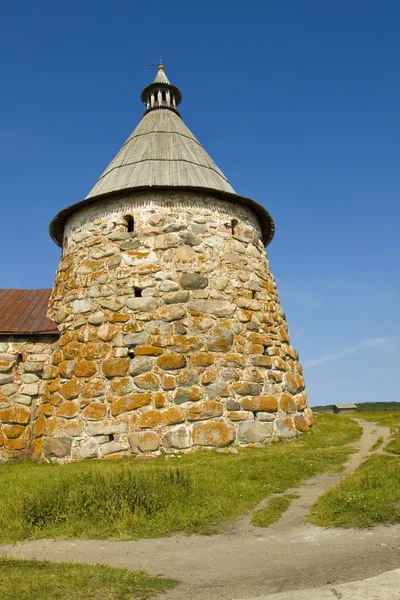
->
[[145, 57, 164, 71]]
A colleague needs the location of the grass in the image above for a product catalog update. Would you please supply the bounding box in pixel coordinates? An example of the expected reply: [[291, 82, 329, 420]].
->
[[251, 493, 300, 527], [308, 454, 400, 528], [0, 557, 176, 600], [311, 402, 400, 413], [385, 432, 400, 455], [0, 414, 361, 543], [356, 410, 400, 428], [356, 410, 400, 455], [369, 436, 384, 451]]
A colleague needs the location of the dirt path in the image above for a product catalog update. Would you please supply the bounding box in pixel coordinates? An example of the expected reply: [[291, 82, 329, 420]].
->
[[1, 419, 399, 600]]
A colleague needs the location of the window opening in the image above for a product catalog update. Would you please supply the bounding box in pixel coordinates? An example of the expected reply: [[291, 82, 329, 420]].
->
[[231, 219, 238, 235], [16, 353, 24, 366], [133, 287, 143, 297], [128, 349, 135, 358], [161, 90, 166, 101], [251, 290, 257, 299], [124, 215, 134, 232]]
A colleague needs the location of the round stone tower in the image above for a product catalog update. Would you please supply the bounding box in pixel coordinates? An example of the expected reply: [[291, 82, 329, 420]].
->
[[41, 64, 313, 461]]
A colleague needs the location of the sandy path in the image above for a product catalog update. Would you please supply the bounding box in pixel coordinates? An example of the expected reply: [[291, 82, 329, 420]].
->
[[1, 419, 399, 600]]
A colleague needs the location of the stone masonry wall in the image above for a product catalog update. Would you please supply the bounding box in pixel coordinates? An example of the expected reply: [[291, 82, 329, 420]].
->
[[28, 190, 312, 462], [0, 336, 57, 463]]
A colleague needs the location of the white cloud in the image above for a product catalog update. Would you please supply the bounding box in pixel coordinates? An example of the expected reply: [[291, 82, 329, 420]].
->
[[304, 337, 393, 368]]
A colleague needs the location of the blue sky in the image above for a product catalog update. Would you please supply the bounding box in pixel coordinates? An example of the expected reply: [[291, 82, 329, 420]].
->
[[1, 1, 399, 406]]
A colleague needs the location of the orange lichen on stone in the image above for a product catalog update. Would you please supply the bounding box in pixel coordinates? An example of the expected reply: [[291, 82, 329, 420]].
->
[[59, 331, 77, 347], [154, 391, 167, 408], [0, 406, 30, 425], [42, 404, 54, 417], [102, 358, 129, 377], [110, 313, 130, 323], [81, 380, 105, 398], [192, 421, 236, 447], [227, 411, 253, 421], [138, 407, 184, 428], [42, 365, 59, 380], [59, 360, 76, 379], [4, 437, 28, 450], [294, 414, 310, 431], [51, 349, 64, 365], [190, 352, 214, 367], [82, 342, 107, 360], [174, 386, 203, 404], [2, 424, 25, 439], [133, 372, 160, 391], [133, 346, 164, 356], [44, 417, 62, 436], [285, 372, 305, 395], [241, 396, 278, 413], [83, 403, 107, 420], [186, 401, 223, 421], [295, 392, 308, 411], [56, 400, 79, 419], [111, 393, 152, 416], [29, 437, 43, 461], [48, 378, 61, 393], [33, 415, 46, 437], [156, 354, 187, 370], [63, 342, 81, 360], [60, 379, 83, 400], [279, 393, 296, 414], [162, 375, 176, 390], [74, 360, 97, 378]]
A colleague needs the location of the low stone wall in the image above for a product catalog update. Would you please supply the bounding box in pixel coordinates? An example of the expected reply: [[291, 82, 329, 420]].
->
[[0, 335, 57, 462]]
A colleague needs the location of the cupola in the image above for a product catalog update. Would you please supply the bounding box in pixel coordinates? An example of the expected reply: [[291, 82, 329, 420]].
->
[[140, 61, 182, 116]]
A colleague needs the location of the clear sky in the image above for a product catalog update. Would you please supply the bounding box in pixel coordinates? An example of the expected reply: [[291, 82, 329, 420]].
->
[[1, 1, 399, 406]]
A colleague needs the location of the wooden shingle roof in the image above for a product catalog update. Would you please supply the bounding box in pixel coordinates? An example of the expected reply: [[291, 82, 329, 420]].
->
[[0, 289, 58, 334], [49, 66, 276, 249]]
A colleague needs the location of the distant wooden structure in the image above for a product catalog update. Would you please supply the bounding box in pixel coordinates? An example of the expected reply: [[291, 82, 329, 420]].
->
[[333, 403, 357, 414]]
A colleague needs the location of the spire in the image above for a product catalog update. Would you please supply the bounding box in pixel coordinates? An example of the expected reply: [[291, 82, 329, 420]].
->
[[154, 57, 170, 84], [140, 62, 182, 116]]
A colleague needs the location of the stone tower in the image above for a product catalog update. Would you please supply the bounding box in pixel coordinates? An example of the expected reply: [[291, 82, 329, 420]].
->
[[42, 64, 312, 460]]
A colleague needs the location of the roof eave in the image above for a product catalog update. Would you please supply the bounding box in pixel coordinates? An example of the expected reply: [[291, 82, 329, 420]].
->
[[49, 187, 275, 248]]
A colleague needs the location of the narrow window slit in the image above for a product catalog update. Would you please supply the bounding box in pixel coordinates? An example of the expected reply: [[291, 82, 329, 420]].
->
[[231, 219, 238, 235], [128, 349, 135, 358], [124, 215, 134, 232], [134, 287, 143, 297], [16, 353, 23, 366], [252, 290, 257, 299]]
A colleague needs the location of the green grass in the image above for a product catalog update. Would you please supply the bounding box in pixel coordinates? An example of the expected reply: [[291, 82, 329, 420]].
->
[[385, 430, 400, 455], [0, 414, 361, 543], [369, 436, 384, 451], [251, 493, 300, 527], [311, 402, 400, 413], [0, 557, 176, 600], [356, 410, 400, 428], [308, 454, 400, 528], [356, 410, 400, 455]]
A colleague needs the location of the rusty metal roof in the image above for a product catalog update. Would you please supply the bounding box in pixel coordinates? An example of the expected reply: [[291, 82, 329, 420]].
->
[[0, 289, 58, 335]]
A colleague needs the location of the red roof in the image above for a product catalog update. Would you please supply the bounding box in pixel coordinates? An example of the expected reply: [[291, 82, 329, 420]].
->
[[0, 290, 58, 334]]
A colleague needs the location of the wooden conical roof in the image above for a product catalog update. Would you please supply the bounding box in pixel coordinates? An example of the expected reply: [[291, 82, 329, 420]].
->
[[49, 66, 275, 247], [86, 107, 236, 198]]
